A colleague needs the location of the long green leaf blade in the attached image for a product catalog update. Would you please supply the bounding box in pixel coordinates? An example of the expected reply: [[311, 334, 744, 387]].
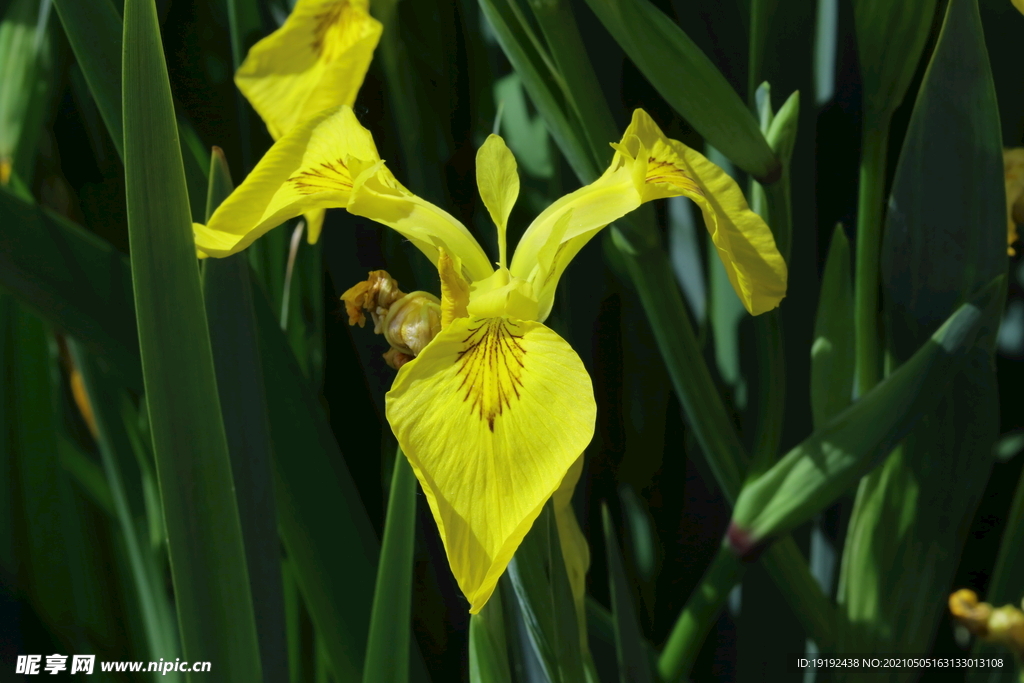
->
[[583, 0, 778, 182], [51, 0, 124, 159], [731, 280, 1001, 544], [811, 225, 855, 429], [362, 452, 418, 683], [122, 0, 261, 679]]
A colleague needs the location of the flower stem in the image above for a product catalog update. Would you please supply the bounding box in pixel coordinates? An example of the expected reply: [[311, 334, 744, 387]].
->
[[854, 120, 890, 397], [658, 545, 745, 682]]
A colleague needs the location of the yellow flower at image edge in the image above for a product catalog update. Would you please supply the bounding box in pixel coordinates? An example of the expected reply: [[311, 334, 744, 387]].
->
[[1005, 148, 1024, 255], [193, 105, 787, 612], [235, 0, 382, 244]]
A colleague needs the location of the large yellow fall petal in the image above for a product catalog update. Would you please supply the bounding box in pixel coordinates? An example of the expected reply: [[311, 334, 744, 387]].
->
[[385, 316, 596, 613], [348, 163, 495, 282], [235, 0, 382, 141]]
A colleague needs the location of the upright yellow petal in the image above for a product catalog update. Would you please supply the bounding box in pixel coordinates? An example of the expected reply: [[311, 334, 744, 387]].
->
[[235, 0, 382, 140], [193, 106, 376, 257], [510, 167, 638, 321], [1004, 148, 1024, 255], [348, 164, 495, 283], [385, 316, 596, 613], [619, 109, 787, 315], [476, 134, 520, 267]]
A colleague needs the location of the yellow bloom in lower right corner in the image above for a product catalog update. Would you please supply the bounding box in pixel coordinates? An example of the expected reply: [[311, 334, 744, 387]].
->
[[1005, 148, 1024, 255]]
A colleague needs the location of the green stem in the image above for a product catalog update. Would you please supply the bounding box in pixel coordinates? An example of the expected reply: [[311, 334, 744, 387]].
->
[[854, 120, 890, 396], [658, 545, 745, 682], [361, 450, 418, 683]]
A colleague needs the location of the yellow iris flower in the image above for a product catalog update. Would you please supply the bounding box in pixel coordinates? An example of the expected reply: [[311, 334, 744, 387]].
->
[[1006, 148, 1024, 255], [234, 0, 381, 243], [193, 105, 787, 611]]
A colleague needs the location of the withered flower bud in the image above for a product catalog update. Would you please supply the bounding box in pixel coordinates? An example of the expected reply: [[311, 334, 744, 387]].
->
[[342, 270, 442, 370]]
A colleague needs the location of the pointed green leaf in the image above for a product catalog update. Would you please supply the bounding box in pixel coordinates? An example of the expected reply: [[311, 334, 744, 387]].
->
[[583, 0, 779, 182], [601, 504, 654, 683], [362, 452, 418, 683], [811, 226, 855, 429], [51, 0, 124, 159], [731, 280, 1002, 544], [881, 0, 1005, 363], [122, 0, 261, 678]]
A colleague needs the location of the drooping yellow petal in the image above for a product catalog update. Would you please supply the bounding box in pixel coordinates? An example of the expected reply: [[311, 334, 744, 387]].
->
[[385, 316, 596, 613], [348, 162, 495, 283], [618, 109, 787, 315], [476, 134, 520, 267], [193, 105, 377, 257], [553, 454, 590, 648], [235, 0, 382, 141], [1004, 148, 1024, 255]]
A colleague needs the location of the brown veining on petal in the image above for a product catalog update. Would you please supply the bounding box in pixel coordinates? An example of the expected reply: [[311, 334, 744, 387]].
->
[[645, 157, 703, 196], [288, 158, 353, 195], [456, 318, 526, 432]]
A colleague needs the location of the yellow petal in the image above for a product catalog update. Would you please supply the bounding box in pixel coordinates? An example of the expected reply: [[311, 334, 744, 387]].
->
[[1004, 148, 1024, 255], [1014, 0, 1024, 15], [438, 250, 470, 327], [510, 166, 638, 321], [235, 0, 382, 140], [622, 109, 787, 315], [476, 134, 520, 267], [348, 162, 495, 283], [304, 208, 326, 244], [553, 455, 590, 648], [193, 105, 377, 257], [385, 316, 596, 613]]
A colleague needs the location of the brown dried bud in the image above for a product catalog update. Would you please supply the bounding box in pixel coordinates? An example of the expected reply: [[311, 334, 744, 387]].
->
[[342, 270, 442, 369], [383, 291, 442, 357], [340, 270, 406, 330]]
